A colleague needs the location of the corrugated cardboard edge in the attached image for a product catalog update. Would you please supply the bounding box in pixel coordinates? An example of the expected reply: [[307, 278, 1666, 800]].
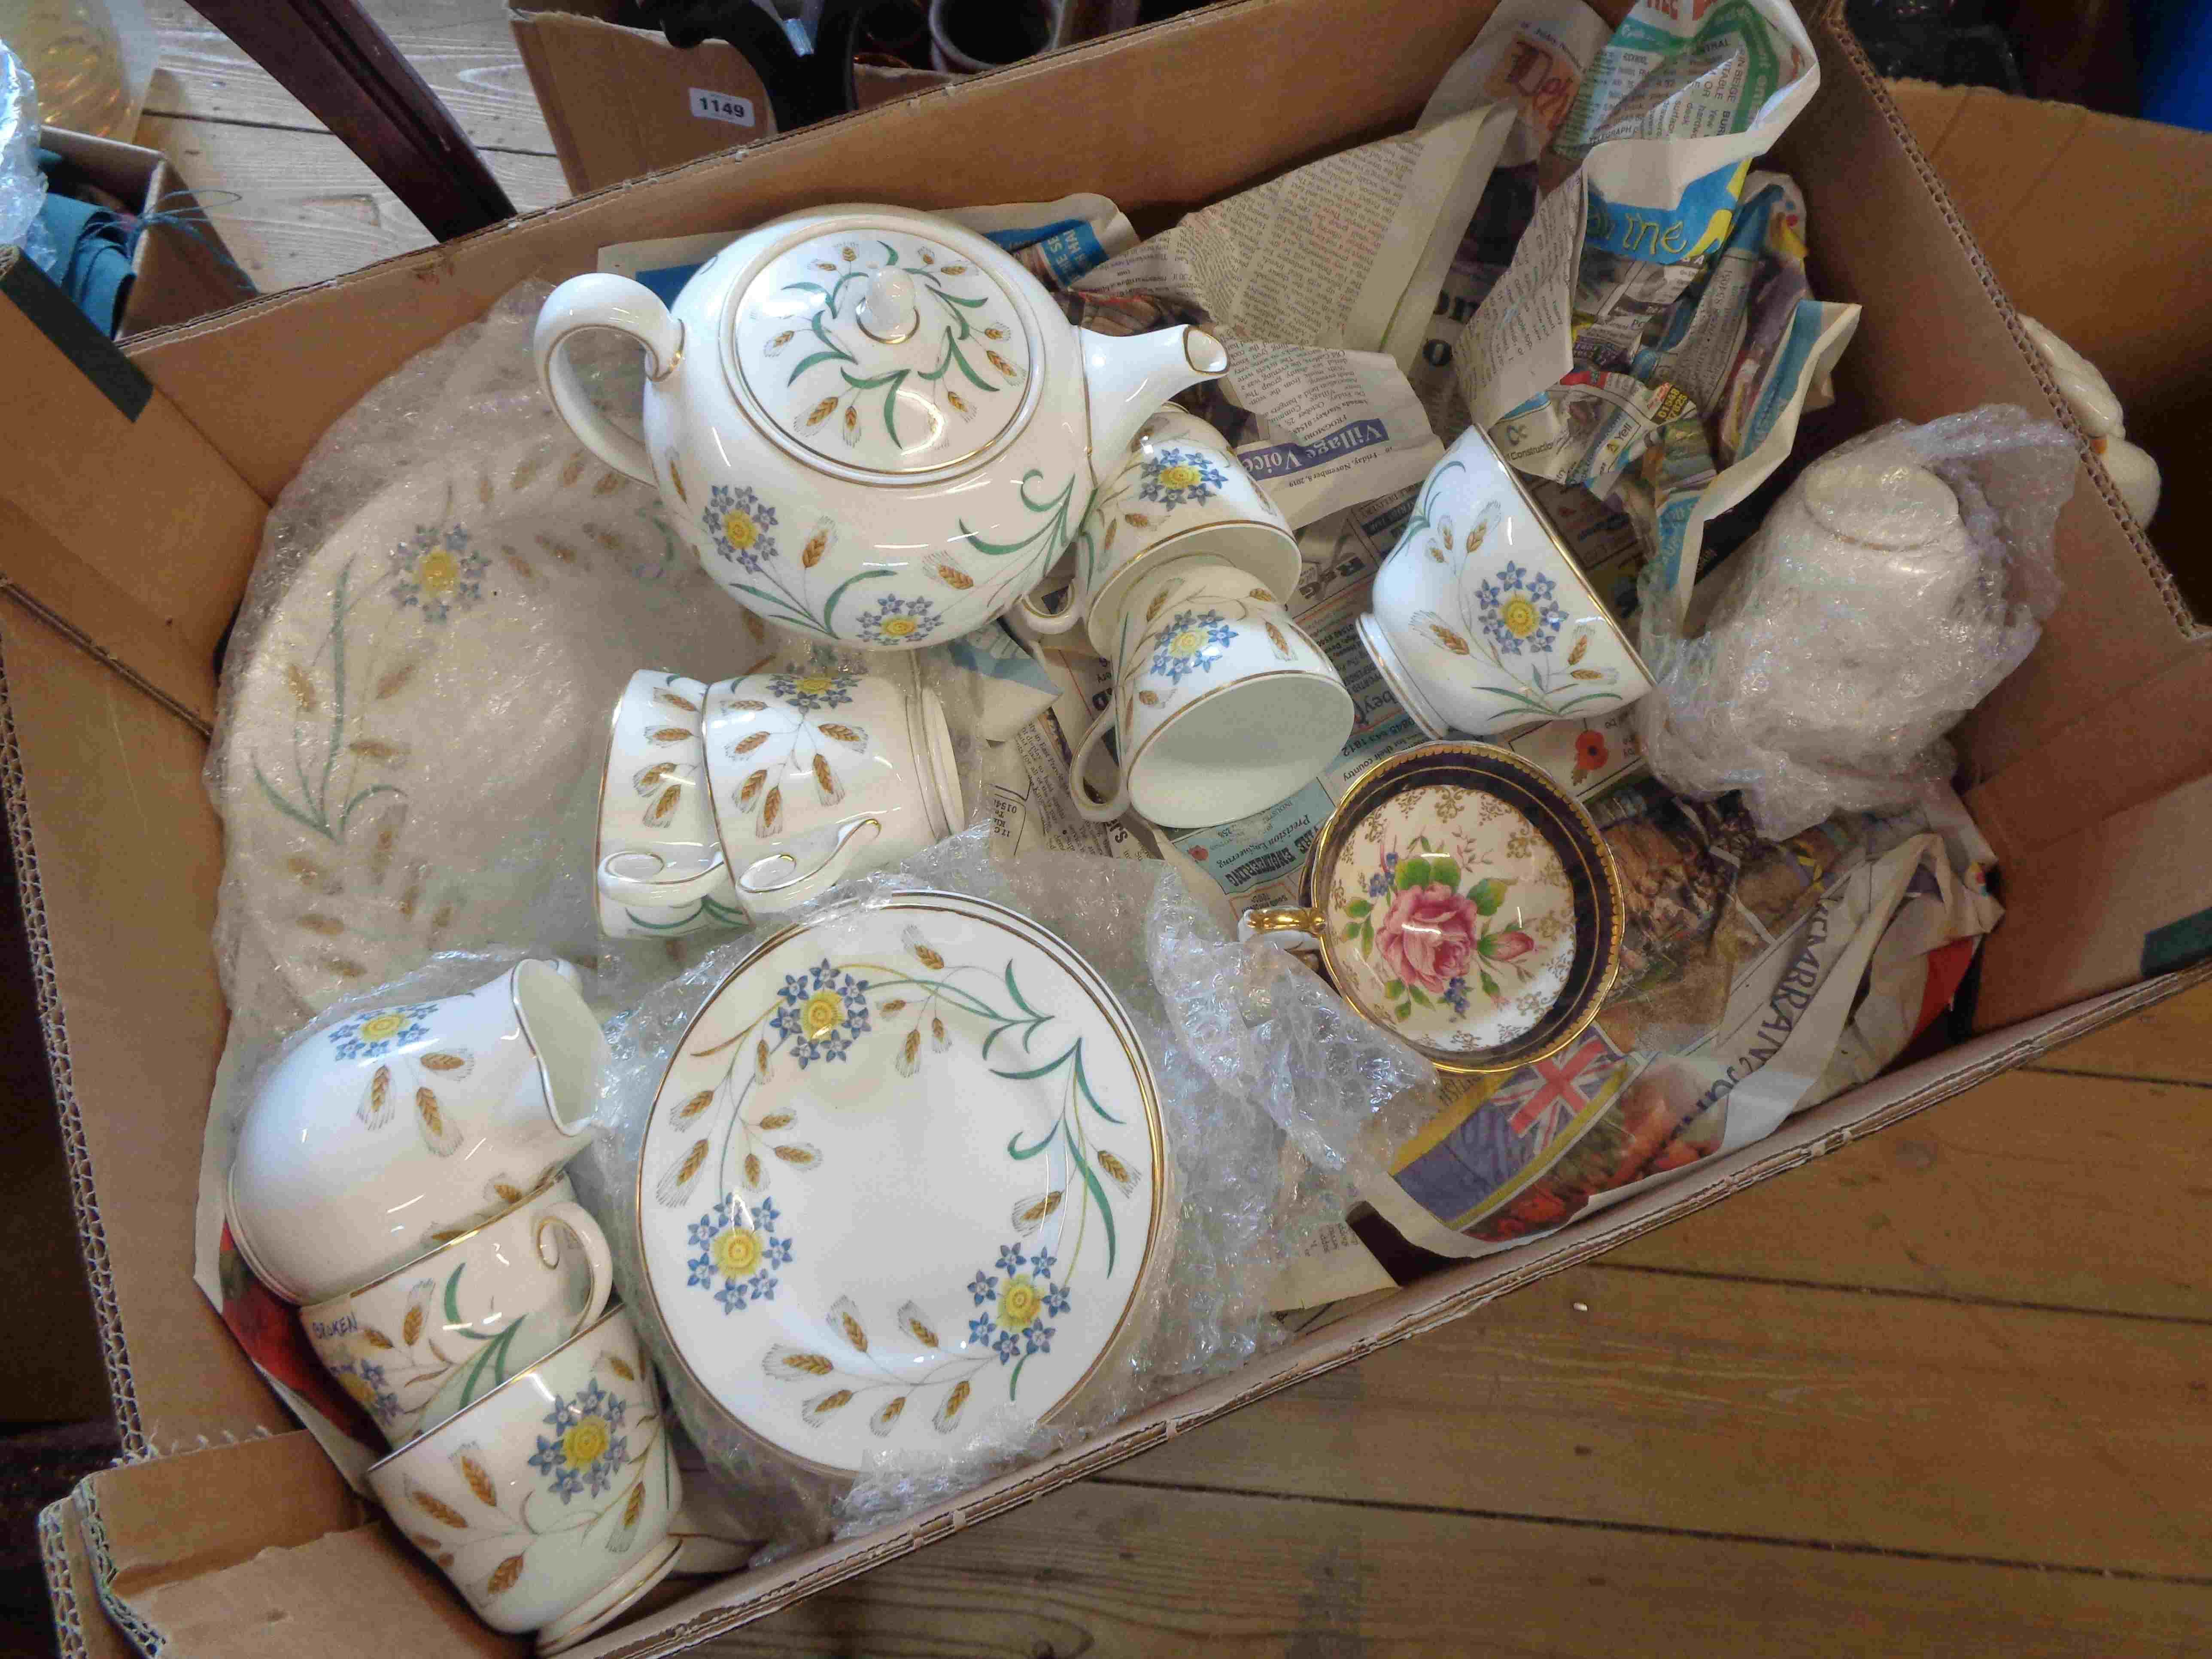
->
[[562, 961, 2212, 1656], [1816, 5, 2195, 645], [70, 1485, 165, 1659], [0, 633, 144, 1455], [39, 1498, 140, 1659]]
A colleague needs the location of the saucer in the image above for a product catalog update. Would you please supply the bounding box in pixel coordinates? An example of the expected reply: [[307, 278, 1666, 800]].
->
[[634, 891, 1163, 1475], [214, 439, 753, 1009]]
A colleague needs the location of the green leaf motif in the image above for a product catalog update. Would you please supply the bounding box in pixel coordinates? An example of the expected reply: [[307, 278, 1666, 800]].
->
[[1360, 919, 1374, 952], [1469, 877, 1512, 916], [1407, 987, 1432, 1008], [1428, 857, 1461, 893], [1396, 855, 1433, 891], [1345, 898, 1372, 919], [1395, 1002, 1413, 1020], [1383, 978, 1405, 999], [1480, 970, 1500, 998]]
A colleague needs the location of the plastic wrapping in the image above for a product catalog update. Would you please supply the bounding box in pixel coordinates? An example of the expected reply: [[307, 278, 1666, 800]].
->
[[576, 825, 1428, 1551], [1634, 405, 2074, 840], [0, 40, 55, 267]]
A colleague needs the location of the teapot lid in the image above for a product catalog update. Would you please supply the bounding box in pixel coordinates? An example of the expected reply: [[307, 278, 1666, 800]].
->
[[729, 225, 1036, 476]]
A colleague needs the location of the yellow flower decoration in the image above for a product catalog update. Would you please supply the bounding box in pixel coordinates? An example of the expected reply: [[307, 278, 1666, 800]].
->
[[1500, 595, 1540, 638], [359, 1013, 405, 1042], [800, 989, 847, 1041], [1158, 462, 1202, 492], [721, 508, 761, 552], [417, 547, 461, 599], [561, 1415, 611, 1469], [1170, 628, 1205, 659], [711, 1226, 763, 1279], [875, 615, 920, 640], [997, 1276, 1042, 1332]]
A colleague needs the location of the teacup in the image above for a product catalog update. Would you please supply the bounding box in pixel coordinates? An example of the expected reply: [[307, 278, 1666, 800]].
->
[[1359, 427, 1653, 739], [302, 1176, 616, 1450], [228, 960, 610, 1304], [1019, 407, 1301, 655], [596, 671, 747, 939], [1244, 742, 1622, 1074], [701, 665, 962, 915], [1070, 554, 1352, 829], [369, 1307, 681, 1654]]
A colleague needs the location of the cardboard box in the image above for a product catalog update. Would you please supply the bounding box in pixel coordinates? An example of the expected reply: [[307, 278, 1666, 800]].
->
[[1879, 80, 2212, 1026], [9, 0, 2210, 1652], [36, 127, 256, 337], [510, 1, 789, 195]]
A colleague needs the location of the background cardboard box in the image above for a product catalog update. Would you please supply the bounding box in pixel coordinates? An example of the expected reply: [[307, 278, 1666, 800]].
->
[[35, 127, 255, 337], [8, 0, 2211, 1652]]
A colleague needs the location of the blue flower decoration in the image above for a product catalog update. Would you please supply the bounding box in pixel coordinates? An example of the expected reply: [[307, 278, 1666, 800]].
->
[[1149, 610, 1235, 684], [966, 1237, 1069, 1370], [1472, 560, 1566, 656], [769, 959, 872, 1066], [1366, 851, 1401, 902], [685, 1191, 791, 1315], [854, 593, 942, 648], [703, 483, 779, 574], [327, 1002, 438, 1060], [766, 667, 860, 713], [389, 525, 488, 624], [528, 1378, 630, 1502], [331, 1360, 399, 1422], [1442, 975, 1471, 1016], [1135, 445, 1228, 510]]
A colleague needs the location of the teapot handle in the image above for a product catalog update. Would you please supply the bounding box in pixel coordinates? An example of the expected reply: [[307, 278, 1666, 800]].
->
[[533, 274, 681, 486]]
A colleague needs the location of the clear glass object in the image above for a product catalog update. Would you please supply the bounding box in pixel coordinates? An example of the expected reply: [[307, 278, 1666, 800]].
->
[[0, 0, 134, 139]]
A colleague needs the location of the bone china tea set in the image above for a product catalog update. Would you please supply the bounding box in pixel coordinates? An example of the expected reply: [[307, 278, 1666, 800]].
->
[[224, 203, 1637, 1647]]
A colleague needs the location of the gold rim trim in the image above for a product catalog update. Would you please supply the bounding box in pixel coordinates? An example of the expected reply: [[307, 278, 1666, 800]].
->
[[629, 889, 1167, 1482], [1297, 742, 1624, 1078], [365, 1306, 638, 1477], [1085, 521, 1302, 653]]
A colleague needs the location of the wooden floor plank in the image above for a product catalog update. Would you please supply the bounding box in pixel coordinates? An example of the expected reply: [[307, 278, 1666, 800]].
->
[[142, 0, 556, 155], [2030, 979, 2212, 1087], [137, 114, 568, 295], [697, 1483, 2211, 1658], [1121, 1264, 2212, 1577], [1607, 1066, 2212, 1319]]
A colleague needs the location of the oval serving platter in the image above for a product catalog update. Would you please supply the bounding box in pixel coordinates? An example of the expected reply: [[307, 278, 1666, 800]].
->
[[635, 890, 1164, 1476]]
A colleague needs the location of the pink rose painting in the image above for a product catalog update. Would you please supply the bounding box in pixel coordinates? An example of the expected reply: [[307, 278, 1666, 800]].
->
[[1374, 884, 1480, 996]]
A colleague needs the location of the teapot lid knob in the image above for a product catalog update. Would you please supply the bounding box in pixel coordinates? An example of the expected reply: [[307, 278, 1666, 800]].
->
[[857, 268, 919, 345]]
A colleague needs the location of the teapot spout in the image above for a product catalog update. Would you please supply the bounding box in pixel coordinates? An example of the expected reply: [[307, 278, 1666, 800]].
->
[[1082, 325, 1230, 483]]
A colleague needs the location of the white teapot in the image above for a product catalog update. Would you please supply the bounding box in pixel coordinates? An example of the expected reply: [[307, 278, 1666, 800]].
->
[[534, 203, 1229, 650]]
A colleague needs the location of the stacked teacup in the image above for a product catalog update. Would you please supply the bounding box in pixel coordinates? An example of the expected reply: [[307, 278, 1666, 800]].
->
[[596, 663, 964, 939], [227, 962, 692, 1655], [1026, 408, 1354, 828]]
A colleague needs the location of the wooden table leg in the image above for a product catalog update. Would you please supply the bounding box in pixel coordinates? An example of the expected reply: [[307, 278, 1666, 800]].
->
[[181, 0, 517, 240]]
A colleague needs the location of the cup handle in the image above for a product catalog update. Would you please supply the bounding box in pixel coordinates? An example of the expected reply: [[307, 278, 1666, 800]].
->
[[533, 274, 681, 486], [737, 815, 882, 905], [1067, 706, 1130, 823], [535, 1202, 615, 1334], [598, 848, 731, 909], [1016, 574, 1087, 635], [1242, 905, 1326, 954]]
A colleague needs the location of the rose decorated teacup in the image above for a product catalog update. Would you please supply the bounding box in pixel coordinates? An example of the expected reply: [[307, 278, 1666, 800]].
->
[[368, 1307, 681, 1654], [229, 961, 610, 1304], [302, 1175, 616, 1450], [1245, 742, 1622, 1075], [1070, 554, 1352, 829], [1018, 407, 1301, 656], [1359, 427, 1653, 740], [701, 663, 963, 915], [597, 670, 747, 940]]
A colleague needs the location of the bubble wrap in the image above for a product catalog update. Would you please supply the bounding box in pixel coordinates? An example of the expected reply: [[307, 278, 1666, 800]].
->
[[577, 826, 1429, 1553], [0, 41, 55, 267], [1635, 405, 2074, 840]]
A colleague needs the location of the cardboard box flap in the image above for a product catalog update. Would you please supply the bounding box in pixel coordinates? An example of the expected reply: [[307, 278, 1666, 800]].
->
[[71, 1431, 514, 1659], [509, 3, 781, 197], [1787, 11, 2209, 865], [38, 1499, 139, 1659], [127, 0, 1497, 501], [0, 608, 281, 1456], [1884, 81, 2212, 421], [0, 248, 264, 727]]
